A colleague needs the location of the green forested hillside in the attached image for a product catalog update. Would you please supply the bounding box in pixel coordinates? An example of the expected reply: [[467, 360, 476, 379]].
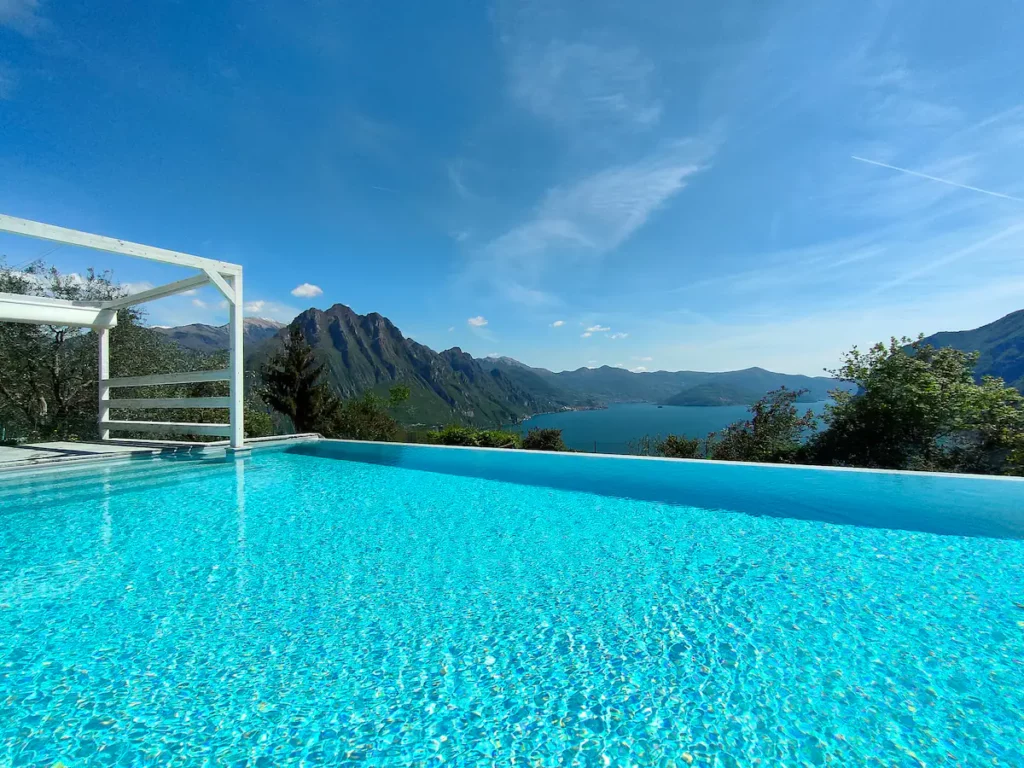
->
[[920, 310, 1024, 391]]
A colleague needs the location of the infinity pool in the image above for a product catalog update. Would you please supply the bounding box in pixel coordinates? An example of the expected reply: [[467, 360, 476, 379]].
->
[[2, 442, 1023, 765]]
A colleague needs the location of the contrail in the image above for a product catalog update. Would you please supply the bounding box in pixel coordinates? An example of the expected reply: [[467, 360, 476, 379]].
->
[[851, 155, 1024, 204]]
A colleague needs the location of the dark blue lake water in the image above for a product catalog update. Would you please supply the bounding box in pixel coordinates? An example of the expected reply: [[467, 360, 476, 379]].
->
[[511, 402, 830, 454]]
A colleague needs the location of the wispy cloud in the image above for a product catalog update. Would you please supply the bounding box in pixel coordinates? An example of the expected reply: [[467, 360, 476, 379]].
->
[[585, 324, 610, 332], [871, 220, 1024, 296], [632, 356, 653, 362], [467, 315, 488, 327], [631, 366, 647, 372], [550, 319, 565, 327], [0, 0, 48, 36], [0, 63, 17, 100], [607, 332, 628, 339], [509, 40, 662, 130], [580, 332, 592, 338], [192, 298, 208, 309], [291, 282, 323, 298], [471, 140, 713, 305], [447, 159, 472, 199]]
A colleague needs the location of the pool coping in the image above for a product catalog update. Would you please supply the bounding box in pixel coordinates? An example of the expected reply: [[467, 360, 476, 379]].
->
[[314, 438, 1024, 482], [0, 433, 322, 477]]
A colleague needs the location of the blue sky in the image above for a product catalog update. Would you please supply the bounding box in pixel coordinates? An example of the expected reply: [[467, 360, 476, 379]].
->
[[2, 1, 1023, 375]]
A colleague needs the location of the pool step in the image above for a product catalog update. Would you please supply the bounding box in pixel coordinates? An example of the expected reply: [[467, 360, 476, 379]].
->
[[0, 457, 235, 506]]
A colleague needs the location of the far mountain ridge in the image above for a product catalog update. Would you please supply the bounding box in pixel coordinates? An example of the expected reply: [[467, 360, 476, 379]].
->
[[152, 317, 283, 353], [156, 303, 852, 427]]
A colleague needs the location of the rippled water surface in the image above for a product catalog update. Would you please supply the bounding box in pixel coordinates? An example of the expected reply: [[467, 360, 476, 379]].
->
[[1, 448, 1023, 766]]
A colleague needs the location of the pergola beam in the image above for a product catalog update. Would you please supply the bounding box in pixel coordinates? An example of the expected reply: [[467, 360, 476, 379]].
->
[[203, 268, 235, 304], [0, 213, 241, 275], [0, 291, 117, 329], [103, 272, 210, 310]]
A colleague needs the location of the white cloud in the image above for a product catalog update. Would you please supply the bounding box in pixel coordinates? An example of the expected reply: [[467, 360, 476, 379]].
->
[[585, 324, 610, 332], [631, 366, 648, 372], [509, 41, 662, 130], [580, 332, 592, 338], [451, 230, 470, 243], [0, 0, 47, 36], [192, 298, 208, 309], [448, 326, 455, 332], [467, 315, 488, 327], [122, 281, 155, 294], [472, 141, 712, 305], [607, 332, 628, 339], [290, 282, 323, 298], [632, 356, 653, 362], [550, 319, 565, 327], [243, 299, 300, 323]]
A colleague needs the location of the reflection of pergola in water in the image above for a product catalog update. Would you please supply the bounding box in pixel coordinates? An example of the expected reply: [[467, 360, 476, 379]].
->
[[0, 213, 247, 451]]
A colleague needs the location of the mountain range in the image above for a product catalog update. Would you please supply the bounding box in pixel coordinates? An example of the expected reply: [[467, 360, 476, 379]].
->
[[151, 305, 1022, 428], [153, 304, 848, 428]]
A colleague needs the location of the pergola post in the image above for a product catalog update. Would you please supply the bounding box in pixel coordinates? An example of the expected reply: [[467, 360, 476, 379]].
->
[[98, 327, 111, 440], [228, 272, 246, 451]]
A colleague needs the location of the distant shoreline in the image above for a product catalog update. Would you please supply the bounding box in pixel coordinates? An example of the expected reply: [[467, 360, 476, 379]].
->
[[516, 404, 608, 424]]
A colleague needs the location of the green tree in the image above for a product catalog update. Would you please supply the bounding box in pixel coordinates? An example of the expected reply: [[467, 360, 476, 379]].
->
[[330, 385, 410, 442], [521, 427, 567, 452], [0, 260, 192, 441], [260, 325, 341, 433], [809, 336, 1024, 473], [708, 387, 817, 463]]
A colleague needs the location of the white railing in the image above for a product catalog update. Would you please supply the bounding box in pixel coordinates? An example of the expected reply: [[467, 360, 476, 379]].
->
[[100, 368, 232, 440]]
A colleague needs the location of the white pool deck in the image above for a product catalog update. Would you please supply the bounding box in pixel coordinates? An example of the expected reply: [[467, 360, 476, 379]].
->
[[0, 434, 320, 473]]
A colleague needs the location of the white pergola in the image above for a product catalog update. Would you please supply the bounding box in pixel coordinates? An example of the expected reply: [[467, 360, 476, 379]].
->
[[0, 213, 247, 451]]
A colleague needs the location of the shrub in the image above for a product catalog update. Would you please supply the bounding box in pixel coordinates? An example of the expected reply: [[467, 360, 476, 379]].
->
[[476, 429, 521, 448], [521, 428, 567, 452], [656, 434, 702, 459], [429, 425, 480, 446], [244, 403, 274, 438], [427, 425, 521, 449]]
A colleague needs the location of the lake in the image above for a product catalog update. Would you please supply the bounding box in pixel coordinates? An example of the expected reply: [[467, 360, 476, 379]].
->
[[512, 402, 830, 454]]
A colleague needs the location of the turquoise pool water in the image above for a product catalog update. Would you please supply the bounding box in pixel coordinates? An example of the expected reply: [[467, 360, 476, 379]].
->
[[1, 444, 1023, 766]]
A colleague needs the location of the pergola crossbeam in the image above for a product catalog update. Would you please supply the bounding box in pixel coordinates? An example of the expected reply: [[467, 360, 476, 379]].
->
[[103, 273, 210, 310]]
